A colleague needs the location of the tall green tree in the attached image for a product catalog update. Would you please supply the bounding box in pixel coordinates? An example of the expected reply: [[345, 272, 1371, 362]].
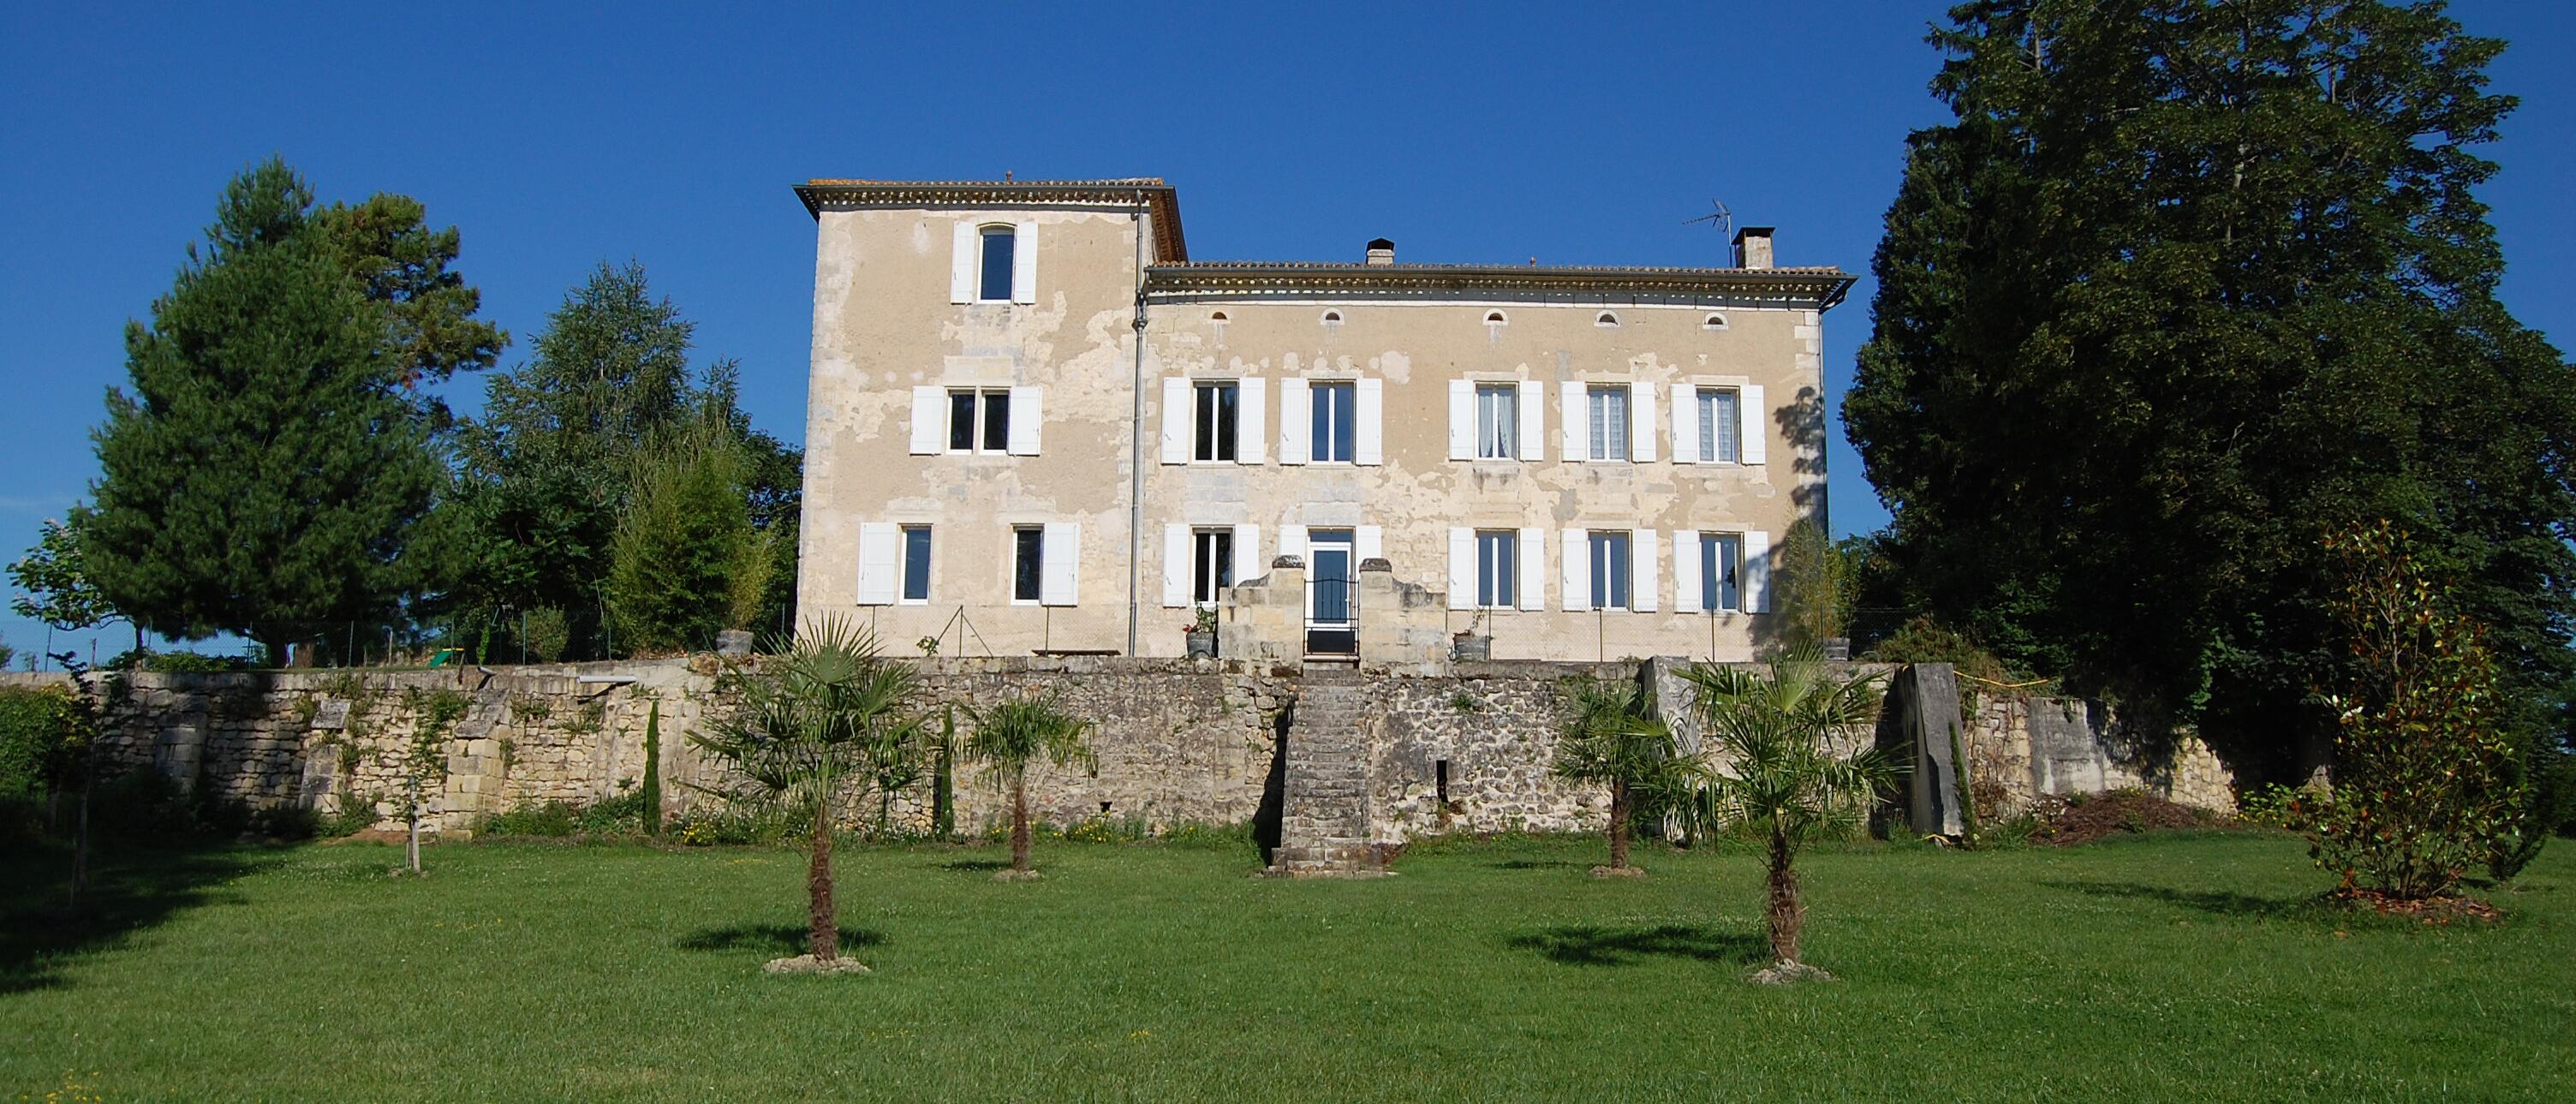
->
[[605, 411, 773, 653], [9, 515, 133, 653], [429, 264, 800, 658], [1845, 2, 2576, 779], [81, 159, 492, 659]]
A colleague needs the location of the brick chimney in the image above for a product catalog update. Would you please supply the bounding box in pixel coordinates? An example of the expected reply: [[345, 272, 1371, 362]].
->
[[1364, 237, 1395, 266], [1732, 226, 1774, 271]]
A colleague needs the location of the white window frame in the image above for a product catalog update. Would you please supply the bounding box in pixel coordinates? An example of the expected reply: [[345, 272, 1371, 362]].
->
[[1699, 386, 1742, 465], [1587, 530, 1634, 611], [1193, 380, 1240, 463], [946, 388, 1011, 455], [1310, 380, 1357, 464], [1191, 528, 1235, 605], [1476, 529, 1518, 610], [898, 524, 932, 605], [1010, 526, 1045, 606], [1476, 383, 1518, 460], [1586, 385, 1631, 462]]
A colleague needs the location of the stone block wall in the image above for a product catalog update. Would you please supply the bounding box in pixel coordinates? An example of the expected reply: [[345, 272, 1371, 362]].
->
[[12, 653, 2239, 846]]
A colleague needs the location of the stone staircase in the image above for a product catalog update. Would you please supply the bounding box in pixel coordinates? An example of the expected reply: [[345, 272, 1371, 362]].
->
[[1268, 661, 1382, 876]]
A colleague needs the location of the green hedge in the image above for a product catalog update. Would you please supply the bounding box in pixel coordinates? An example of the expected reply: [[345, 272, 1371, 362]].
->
[[0, 685, 89, 799]]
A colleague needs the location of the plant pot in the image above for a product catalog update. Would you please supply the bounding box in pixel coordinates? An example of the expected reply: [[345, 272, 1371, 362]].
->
[[1451, 634, 1490, 661], [1822, 636, 1852, 661], [1185, 630, 1217, 659]]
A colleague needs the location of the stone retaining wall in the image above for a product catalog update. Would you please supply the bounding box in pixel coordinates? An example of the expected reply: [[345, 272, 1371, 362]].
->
[[1, 654, 2238, 844]]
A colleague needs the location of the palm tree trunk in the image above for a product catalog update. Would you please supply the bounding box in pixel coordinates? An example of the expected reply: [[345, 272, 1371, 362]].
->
[[1766, 827, 1802, 964], [1010, 771, 1032, 874], [808, 803, 838, 961], [1608, 780, 1631, 869]]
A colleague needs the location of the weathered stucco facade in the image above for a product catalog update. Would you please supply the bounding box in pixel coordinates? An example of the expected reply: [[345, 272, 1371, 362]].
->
[[794, 179, 1854, 662]]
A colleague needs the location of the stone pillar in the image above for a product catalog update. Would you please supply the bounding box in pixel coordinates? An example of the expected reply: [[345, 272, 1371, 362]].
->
[[1899, 663, 1965, 836]]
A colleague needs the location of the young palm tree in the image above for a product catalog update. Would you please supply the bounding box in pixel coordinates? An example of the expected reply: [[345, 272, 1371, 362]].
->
[[691, 616, 922, 966], [964, 695, 1095, 877], [1550, 675, 1679, 874], [1681, 650, 1898, 976]]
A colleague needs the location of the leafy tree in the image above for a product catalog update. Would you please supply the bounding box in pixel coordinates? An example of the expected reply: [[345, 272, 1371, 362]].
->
[[9, 516, 135, 653], [1549, 675, 1679, 874], [309, 193, 508, 417], [690, 618, 924, 965], [1844, 2, 2576, 781], [431, 264, 797, 658], [605, 415, 773, 653], [82, 159, 484, 660], [1680, 652, 1897, 976], [964, 695, 1095, 877], [2302, 521, 2528, 897]]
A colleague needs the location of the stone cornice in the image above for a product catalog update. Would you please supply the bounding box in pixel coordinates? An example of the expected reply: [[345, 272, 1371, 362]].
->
[[1144, 262, 1855, 307], [793, 179, 1187, 262]]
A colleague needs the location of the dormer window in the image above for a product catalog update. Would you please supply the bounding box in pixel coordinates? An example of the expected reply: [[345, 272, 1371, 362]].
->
[[978, 226, 1016, 302], [1596, 311, 1620, 327]]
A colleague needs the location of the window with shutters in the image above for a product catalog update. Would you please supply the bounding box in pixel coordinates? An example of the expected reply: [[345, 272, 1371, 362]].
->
[[1586, 385, 1631, 462], [1700, 532, 1743, 612], [1476, 530, 1518, 609], [899, 526, 932, 603], [1589, 530, 1632, 610], [1011, 527, 1045, 603], [1192, 528, 1235, 604], [1194, 382, 1239, 462], [1310, 381, 1357, 462], [947, 389, 1011, 454], [1475, 384, 1518, 460], [977, 226, 1016, 302], [1696, 387, 1741, 464]]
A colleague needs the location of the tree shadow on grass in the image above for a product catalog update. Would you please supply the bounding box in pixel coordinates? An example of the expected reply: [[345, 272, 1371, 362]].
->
[[1508, 923, 1765, 968], [935, 857, 1010, 873], [675, 923, 885, 956], [1487, 858, 1586, 870], [2042, 880, 2318, 921], [1, 841, 280, 995]]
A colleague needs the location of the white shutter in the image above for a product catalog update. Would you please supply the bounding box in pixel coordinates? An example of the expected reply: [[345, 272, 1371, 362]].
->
[[856, 522, 899, 605], [1744, 529, 1772, 613], [1040, 522, 1079, 606], [1278, 522, 1308, 564], [1010, 221, 1038, 303], [1447, 380, 1474, 460], [909, 387, 944, 455], [1562, 529, 1591, 612], [1447, 527, 1475, 610], [1671, 384, 1698, 464], [1560, 381, 1585, 462], [1160, 377, 1190, 464], [1355, 378, 1384, 466], [1279, 379, 1310, 465], [1356, 524, 1382, 564], [1518, 527, 1547, 612], [1632, 385, 1657, 463], [1633, 528, 1659, 612], [1740, 384, 1767, 466], [1161, 524, 1190, 608], [949, 222, 975, 303], [1674, 531, 1702, 612], [1237, 379, 1266, 464], [1516, 380, 1544, 462], [1007, 386, 1041, 456], [1231, 523, 1261, 582]]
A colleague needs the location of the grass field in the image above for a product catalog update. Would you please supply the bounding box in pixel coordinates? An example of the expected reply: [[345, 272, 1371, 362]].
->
[[4, 830, 2571, 1101]]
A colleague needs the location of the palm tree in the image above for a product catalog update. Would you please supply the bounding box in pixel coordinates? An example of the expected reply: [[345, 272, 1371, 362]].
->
[[964, 695, 1094, 877], [1680, 650, 1899, 976], [1550, 675, 1679, 874], [690, 616, 923, 966]]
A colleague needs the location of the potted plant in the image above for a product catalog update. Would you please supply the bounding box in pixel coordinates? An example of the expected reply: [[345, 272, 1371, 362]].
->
[[1185, 606, 1219, 659], [1452, 609, 1492, 661]]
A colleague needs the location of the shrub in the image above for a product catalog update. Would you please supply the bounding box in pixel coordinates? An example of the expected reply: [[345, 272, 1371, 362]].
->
[[0, 685, 90, 800], [2304, 522, 2528, 898]]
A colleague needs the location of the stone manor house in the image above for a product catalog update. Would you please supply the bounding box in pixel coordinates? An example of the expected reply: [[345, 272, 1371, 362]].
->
[[792, 178, 1854, 662]]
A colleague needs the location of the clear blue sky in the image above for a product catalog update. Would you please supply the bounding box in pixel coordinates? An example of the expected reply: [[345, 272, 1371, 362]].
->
[[3, 1, 2569, 660]]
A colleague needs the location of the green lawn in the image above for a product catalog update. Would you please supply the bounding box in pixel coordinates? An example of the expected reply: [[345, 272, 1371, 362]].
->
[[4, 831, 2571, 1101]]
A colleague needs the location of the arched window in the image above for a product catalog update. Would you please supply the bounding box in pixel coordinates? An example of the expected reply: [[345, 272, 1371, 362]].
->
[[976, 225, 1016, 302], [1321, 310, 1343, 325], [1595, 312, 1620, 327], [1702, 313, 1728, 331], [1209, 310, 1229, 323], [1484, 310, 1508, 325]]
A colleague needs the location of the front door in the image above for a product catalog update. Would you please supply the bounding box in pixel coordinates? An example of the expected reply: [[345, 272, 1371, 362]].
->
[[1305, 528, 1357, 655]]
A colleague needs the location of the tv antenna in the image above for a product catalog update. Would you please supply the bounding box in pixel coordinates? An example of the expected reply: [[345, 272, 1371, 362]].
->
[[1682, 199, 1734, 243]]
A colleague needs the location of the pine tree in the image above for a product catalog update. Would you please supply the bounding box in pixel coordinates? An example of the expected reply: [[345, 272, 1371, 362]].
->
[[1845, 2, 2576, 778], [82, 159, 464, 659]]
